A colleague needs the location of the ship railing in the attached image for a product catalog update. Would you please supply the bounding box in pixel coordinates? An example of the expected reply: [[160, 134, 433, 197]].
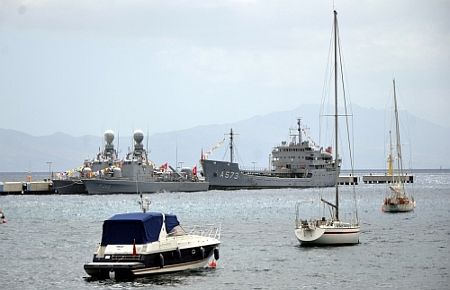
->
[[240, 166, 269, 173], [188, 224, 221, 240]]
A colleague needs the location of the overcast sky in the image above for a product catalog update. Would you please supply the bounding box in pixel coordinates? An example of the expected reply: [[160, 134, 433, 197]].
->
[[1, 0, 449, 137]]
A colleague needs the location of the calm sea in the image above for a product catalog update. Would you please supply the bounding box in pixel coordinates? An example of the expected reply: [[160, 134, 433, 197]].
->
[[0, 170, 449, 290]]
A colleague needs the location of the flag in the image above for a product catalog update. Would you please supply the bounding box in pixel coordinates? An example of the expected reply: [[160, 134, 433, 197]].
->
[[192, 165, 197, 176], [160, 162, 168, 172]]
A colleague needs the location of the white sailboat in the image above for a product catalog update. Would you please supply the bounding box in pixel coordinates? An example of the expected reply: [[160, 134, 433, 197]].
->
[[294, 10, 360, 246], [382, 79, 416, 212]]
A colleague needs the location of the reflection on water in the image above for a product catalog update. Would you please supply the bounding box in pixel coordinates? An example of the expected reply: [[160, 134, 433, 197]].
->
[[84, 268, 214, 287]]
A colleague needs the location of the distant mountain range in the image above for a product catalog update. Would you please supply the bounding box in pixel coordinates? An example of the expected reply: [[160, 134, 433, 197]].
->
[[1, 104, 449, 172]]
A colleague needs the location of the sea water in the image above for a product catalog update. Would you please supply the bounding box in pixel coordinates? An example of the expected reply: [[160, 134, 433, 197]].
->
[[0, 170, 449, 289]]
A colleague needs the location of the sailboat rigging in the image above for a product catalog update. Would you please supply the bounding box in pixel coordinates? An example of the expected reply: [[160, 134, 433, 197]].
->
[[382, 79, 416, 212], [294, 10, 360, 246]]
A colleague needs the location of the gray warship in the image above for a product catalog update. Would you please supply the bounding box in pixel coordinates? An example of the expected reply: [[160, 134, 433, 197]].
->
[[200, 119, 339, 190], [52, 130, 119, 194], [83, 130, 209, 194]]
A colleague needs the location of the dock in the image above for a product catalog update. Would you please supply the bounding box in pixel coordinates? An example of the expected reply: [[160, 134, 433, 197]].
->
[[337, 175, 359, 185], [362, 174, 414, 184], [0, 180, 54, 195]]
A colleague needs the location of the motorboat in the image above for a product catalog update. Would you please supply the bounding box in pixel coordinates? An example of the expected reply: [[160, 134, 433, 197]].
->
[[84, 207, 220, 279]]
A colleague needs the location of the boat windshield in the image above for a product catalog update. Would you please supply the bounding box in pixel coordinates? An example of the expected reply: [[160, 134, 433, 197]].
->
[[168, 225, 187, 236]]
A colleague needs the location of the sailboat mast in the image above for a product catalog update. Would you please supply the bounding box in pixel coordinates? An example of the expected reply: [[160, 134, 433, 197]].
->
[[393, 79, 405, 190], [334, 10, 339, 221]]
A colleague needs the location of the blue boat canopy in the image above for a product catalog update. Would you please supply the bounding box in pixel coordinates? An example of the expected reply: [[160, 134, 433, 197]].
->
[[101, 212, 180, 245]]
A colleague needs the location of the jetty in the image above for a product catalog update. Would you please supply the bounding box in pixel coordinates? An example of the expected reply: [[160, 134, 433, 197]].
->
[[362, 174, 414, 184], [0, 180, 54, 195], [337, 175, 359, 185]]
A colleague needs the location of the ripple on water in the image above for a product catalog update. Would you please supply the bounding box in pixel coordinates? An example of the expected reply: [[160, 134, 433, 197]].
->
[[0, 171, 450, 290]]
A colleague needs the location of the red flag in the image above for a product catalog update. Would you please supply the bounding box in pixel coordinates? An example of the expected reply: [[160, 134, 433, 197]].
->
[[160, 162, 168, 172], [132, 239, 137, 256], [192, 166, 197, 176]]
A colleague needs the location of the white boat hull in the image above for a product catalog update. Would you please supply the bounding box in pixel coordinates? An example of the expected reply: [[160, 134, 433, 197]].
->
[[295, 225, 360, 246], [132, 257, 211, 276]]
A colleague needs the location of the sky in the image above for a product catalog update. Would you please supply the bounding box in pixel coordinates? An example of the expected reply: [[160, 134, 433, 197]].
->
[[0, 0, 449, 137]]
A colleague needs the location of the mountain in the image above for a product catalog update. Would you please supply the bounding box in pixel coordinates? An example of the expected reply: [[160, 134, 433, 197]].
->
[[1, 104, 449, 172]]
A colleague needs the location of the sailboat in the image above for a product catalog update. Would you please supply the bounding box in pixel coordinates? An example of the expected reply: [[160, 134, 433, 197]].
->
[[382, 79, 416, 212], [294, 10, 360, 246]]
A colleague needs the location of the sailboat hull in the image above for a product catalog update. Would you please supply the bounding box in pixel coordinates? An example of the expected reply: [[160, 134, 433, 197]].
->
[[382, 200, 415, 212], [295, 225, 360, 246]]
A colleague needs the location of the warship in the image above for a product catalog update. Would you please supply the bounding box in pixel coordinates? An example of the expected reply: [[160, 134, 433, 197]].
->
[[52, 130, 120, 194], [200, 119, 339, 190], [83, 130, 209, 194]]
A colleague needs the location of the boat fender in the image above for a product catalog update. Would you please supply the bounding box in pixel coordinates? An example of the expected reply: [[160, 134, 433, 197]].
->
[[176, 248, 182, 259], [214, 248, 220, 260], [200, 247, 205, 259], [159, 253, 164, 268], [109, 270, 115, 280]]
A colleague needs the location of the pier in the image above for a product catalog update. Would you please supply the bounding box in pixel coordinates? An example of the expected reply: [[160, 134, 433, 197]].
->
[[362, 174, 414, 184], [337, 175, 359, 185], [0, 180, 54, 195]]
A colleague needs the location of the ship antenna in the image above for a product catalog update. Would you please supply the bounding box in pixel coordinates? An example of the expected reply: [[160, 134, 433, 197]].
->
[[116, 130, 120, 160], [297, 118, 302, 144], [146, 127, 149, 156], [230, 128, 234, 163], [225, 128, 239, 163]]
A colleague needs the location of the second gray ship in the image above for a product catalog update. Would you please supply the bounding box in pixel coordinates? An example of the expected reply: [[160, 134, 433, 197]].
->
[[201, 119, 339, 190], [83, 130, 209, 194]]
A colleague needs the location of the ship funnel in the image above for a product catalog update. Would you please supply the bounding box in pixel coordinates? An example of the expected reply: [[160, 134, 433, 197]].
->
[[133, 129, 144, 144], [104, 130, 115, 145]]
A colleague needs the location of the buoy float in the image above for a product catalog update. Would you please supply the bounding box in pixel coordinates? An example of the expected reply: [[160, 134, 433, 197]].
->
[[200, 247, 205, 259], [214, 248, 220, 260], [159, 253, 165, 268], [109, 270, 115, 280], [208, 259, 217, 269]]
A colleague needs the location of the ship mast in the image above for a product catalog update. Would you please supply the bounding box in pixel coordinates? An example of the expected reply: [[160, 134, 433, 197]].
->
[[229, 128, 234, 163], [297, 118, 302, 144], [334, 10, 339, 221]]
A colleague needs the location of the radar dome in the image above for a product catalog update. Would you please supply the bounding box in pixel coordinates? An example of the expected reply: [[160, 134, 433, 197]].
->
[[104, 130, 115, 144], [133, 129, 144, 144]]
